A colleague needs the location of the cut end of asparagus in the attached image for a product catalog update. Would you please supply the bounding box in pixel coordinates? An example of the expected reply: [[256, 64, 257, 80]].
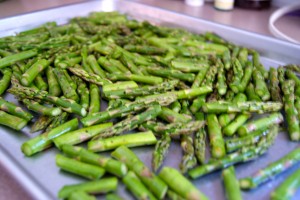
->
[[81, 108, 87, 117], [51, 108, 62, 116], [21, 143, 33, 157]]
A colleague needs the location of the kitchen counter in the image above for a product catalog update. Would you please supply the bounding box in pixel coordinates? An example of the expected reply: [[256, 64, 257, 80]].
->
[[0, 0, 299, 200]]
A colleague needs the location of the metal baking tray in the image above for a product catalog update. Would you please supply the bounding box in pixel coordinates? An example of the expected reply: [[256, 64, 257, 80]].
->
[[1, 0, 300, 200]]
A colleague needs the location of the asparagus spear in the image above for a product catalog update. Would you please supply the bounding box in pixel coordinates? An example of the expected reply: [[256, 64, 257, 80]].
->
[[21, 59, 49, 86], [207, 114, 226, 159], [45, 66, 61, 96], [202, 101, 283, 114], [53, 122, 112, 148], [22, 99, 61, 116], [146, 67, 195, 82], [223, 113, 251, 136], [122, 171, 157, 200], [88, 131, 157, 152], [159, 167, 208, 200], [282, 80, 300, 141], [106, 193, 123, 200], [252, 69, 270, 101], [88, 83, 101, 115], [271, 168, 300, 200], [194, 113, 206, 164], [87, 55, 107, 78], [159, 106, 192, 123], [0, 68, 12, 95], [21, 118, 78, 156], [170, 100, 181, 113], [269, 67, 282, 102], [0, 110, 28, 130], [0, 49, 37, 69], [45, 112, 69, 132], [56, 154, 105, 180], [68, 191, 96, 200], [216, 59, 227, 95], [239, 147, 300, 190], [58, 178, 118, 199], [30, 115, 54, 133], [222, 166, 242, 200], [245, 83, 261, 101], [0, 97, 33, 121], [152, 133, 171, 172], [237, 112, 283, 136], [111, 146, 168, 199], [92, 104, 162, 140], [61, 145, 127, 177]]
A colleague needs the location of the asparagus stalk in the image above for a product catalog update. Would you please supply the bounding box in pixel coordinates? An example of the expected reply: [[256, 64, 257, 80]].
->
[[0, 68, 12, 95], [111, 146, 168, 199], [68, 191, 96, 200], [152, 133, 171, 172], [194, 113, 206, 164], [0, 97, 33, 121], [87, 55, 107, 78], [271, 168, 300, 200], [207, 114, 226, 159], [0, 49, 37, 69], [30, 115, 54, 133], [222, 166, 242, 200], [122, 171, 157, 200], [56, 154, 105, 180], [88, 83, 101, 115], [237, 112, 283, 136], [0, 110, 28, 130], [61, 145, 127, 177], [20, 59, 49, 86], [88, 131, 157, 152], [252, 69, 270, 101], [239, 147, 300, 190], [21, 118, 78, 156], [45, 66, 61, 96], [58, 178, 118, 199], [53, 122, 112, 148], [223, 113, 251, 136], [22, 99, 62, 116], [159, 167, 208, 200], [107, 73, 163, 85], [158, 106, 192, 123], [269, 67, 282, 102]]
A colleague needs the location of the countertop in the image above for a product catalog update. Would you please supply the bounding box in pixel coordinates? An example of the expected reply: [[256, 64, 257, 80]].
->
[[0, 0, 299, 200]]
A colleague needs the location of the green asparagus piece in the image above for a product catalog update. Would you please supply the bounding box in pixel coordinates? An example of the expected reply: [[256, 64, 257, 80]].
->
[[111, 146, 168, 199], [0, 49, 37, 69], [106, 193, 123, 200], [0, 110, 28, 130], [147, 67, 195, 82], [45, 112, 69, 132], [216, 61, 227, 95], [269, 67, 282, 102], [194, 113, 206, 164], [245, 83, 261, 101], [222, 166, 242, 200], [87, 55, 107, 78], [102, 81, 138, 92], [282, 80, 300, 141], [21, 118, 78, 156], [88, 83, 101, 115], [68, 66, 112, 85], [74, 76, 89, 109], [61, 145, 127, 177], [68, 191, 96, 200], [45, 66, 61, 96], [0, 68, 12, 95], [122, 171, 157, 200], [91, 105, 162, 140], [238, 61, 253, 93], [30, 115, 54, 133], [53, 122, 112, 148], [159, 106, 192, 123], [53, 68, 79, 101], [229, 59, 244, 93], [159, 167, 208, 200], [97, 57, 123, 74], [252, 69, 270, 101], [225, 128, 268, 152], [271, 168, 300, 200], [237, 112, 283, 136], [106, 73, 163, 85], [104, 80, 178, 99], [207, 114, 226, 159], [239, 147, 300, 190], [251, 51, 268, 79], [21, 59, 49, 86], [223, 113, 251, 136], [58, 178, 118, 199], [8, 80, 86, 116], [22, 99, 61, 116], [202, 101, 283, 114], [56, 154, 105, 180], [170, 59, 209, 73], [34, 74, 48, 91], [152, 133, 171, 172], [88, 131, 157, 152], [191, 66, 209, 88], [166, 190, 185, 200], [170, 100, 182, 113], [180, 134, 197, 173], [0, 97, 33, 121]]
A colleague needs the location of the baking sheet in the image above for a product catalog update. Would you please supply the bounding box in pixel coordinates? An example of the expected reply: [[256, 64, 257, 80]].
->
[[1, 0, 300, 200]]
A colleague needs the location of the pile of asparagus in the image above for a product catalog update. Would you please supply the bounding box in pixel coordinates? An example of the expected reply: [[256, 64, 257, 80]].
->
[[1, 11, 300, 199]]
